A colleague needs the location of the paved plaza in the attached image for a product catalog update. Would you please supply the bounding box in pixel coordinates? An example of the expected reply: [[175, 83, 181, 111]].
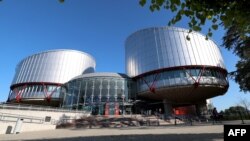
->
[[2, 120, 249, 141], [0, 125, 223, 141]]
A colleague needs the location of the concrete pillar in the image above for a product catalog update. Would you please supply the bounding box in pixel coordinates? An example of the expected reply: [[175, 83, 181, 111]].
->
[[195, 101, 207, 116], [163, 99, 173, 119]]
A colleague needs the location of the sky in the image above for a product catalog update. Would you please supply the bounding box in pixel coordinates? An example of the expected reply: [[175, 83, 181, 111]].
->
[[0, 0, 249, 111]]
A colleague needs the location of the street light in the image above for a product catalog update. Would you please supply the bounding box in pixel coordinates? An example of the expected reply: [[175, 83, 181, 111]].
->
[[122, 95, 125, 116], [98, 95, 101, 115]]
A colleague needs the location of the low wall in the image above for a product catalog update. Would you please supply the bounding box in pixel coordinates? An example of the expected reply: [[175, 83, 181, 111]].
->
[[0, 108, 89, 134], [0, 109, 88, 121], [0, 121, 55, 134]]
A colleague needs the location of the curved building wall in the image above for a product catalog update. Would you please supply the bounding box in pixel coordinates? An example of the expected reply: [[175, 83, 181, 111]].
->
[[125, 26, 226, 77], [12, 49, 95, 85], [125, 27, 229, 103], [62, 72, 135, 115], [9, 49, 96, 106]]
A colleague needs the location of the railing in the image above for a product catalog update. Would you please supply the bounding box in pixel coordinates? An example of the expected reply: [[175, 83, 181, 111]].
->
[[0, 112, 57, 124], [0, 102, 90, 114]]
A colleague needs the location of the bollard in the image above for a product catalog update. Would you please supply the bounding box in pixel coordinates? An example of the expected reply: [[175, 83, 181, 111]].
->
[[13, 118, 23, 134], [5, 126, 12, 134]]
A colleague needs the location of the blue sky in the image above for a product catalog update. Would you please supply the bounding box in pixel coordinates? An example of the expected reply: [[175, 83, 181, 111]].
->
[[0, 0, 249, 111]]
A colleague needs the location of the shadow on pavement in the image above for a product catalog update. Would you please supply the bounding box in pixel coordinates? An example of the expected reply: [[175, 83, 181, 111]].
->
[[28, 133, 223, 141]]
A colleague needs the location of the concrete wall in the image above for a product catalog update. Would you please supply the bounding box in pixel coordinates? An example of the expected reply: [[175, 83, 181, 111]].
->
[[0, 121, 55, 135], [0, 109, 89, 134]]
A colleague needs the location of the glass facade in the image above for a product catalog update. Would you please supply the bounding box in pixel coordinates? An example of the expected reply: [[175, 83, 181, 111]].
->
[[136, 67, 228, 93], [62, 73, 135, 115], [9, 84, 63, 101]]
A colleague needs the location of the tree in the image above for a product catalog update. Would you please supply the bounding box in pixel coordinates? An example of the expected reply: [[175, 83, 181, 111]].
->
[[238, 98, 250, 117], [225, 26, 250, 92], [223, 105, 249, 120], [139, 0, 250, 92]]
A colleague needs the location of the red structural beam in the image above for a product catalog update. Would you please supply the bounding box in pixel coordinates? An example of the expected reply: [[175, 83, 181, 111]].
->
[[11, 82, 62, 103], [182, 66, 206, 88], [13, 84, 27, 102], [42, 83, 61, 103], [141, 71, 160, 93]]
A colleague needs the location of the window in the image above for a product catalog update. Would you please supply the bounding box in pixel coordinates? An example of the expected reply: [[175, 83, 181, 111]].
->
[[180, 70, 186, 78], [168, 71, 174, 79], [202, 70, 212, 76], [174, 70, 181, 78], [190, 69, 199, 76], [211, 69, 217, 77]]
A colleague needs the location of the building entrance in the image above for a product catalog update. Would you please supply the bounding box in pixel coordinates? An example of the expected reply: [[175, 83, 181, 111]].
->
[[104, 102, 119, 115]]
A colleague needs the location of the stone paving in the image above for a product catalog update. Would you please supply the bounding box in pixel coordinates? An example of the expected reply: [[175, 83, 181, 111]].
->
[[0, 125, 224, 141], [2, 120, 249, 141]]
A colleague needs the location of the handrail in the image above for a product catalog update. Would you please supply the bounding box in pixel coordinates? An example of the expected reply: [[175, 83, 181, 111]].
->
[[0, 112, 43, 120], [0, 112, 47, 124], [0, 103, 90, 114]]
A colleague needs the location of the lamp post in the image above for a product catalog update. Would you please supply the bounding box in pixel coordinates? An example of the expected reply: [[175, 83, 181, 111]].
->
[[122, 95, 125, 116], [98, 95, 101, 115]]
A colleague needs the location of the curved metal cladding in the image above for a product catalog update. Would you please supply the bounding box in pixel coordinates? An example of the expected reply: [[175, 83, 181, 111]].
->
[[125, 27, 229, 103], [62, 72, 135, 115], [9, 49, 96, 106]]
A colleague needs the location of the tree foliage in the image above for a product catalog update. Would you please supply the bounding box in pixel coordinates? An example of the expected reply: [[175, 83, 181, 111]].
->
[[139, 0, 250, 92], [224, 106, 245, 115], [139, 0, 249, 39], [222, 105, 250, 120], [225, 25, 250, 92], [59, 0, 64, 3]]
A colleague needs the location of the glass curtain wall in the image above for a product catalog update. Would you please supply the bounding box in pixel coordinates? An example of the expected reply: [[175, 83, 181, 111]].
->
[[10, 85, 62, 100], [137, 67, 228, 93], [62, 77, 134, 115]]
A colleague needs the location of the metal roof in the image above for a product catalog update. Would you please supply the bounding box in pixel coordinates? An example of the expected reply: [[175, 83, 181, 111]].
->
[[70, 72, 130, 81]]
